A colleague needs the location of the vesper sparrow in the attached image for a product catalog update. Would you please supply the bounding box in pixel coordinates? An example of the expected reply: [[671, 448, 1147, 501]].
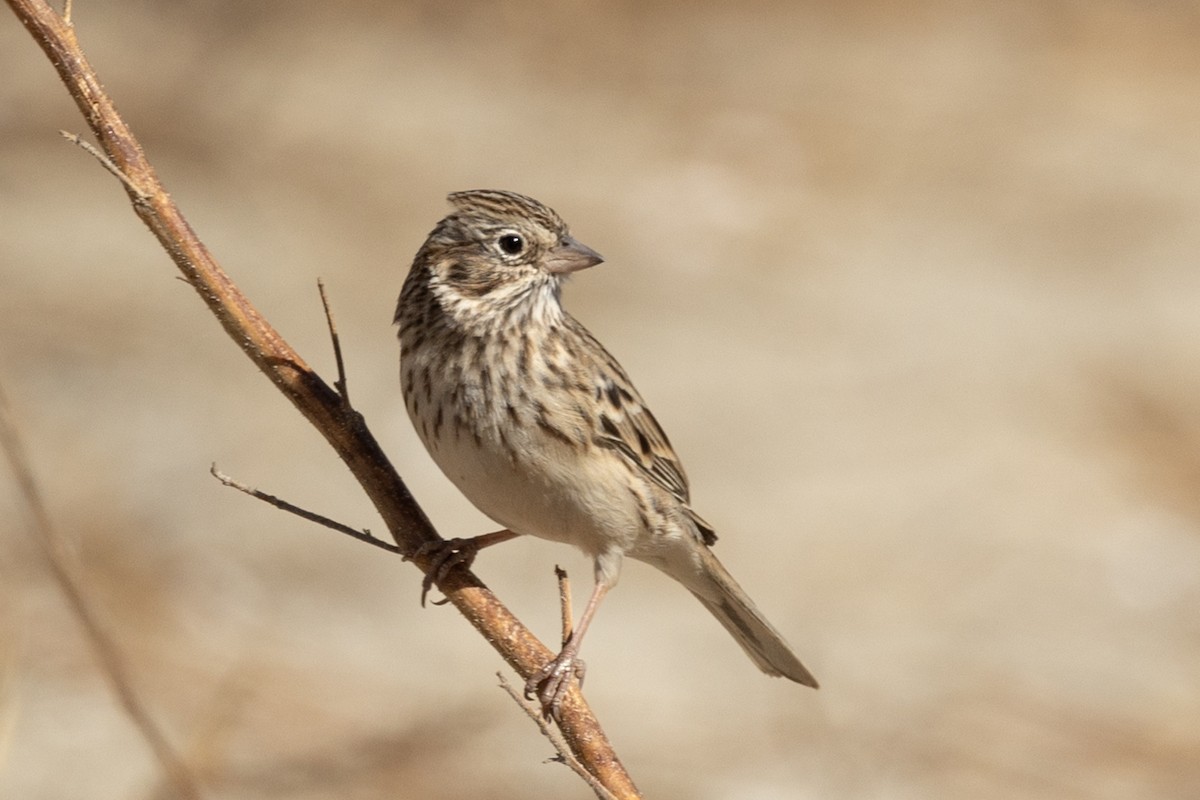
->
[[396, 190, 817, 713]]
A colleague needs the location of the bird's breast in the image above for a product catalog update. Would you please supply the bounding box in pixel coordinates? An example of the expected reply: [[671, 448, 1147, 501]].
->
[[401, 335, 644, 557]]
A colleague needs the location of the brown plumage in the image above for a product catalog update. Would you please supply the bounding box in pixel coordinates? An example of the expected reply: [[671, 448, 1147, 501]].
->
[[396, 189, 817, 714]]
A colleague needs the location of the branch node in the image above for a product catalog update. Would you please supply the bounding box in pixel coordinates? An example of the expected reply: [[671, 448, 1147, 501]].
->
[[317, 279, 350, 407], [59, 130, 149, 203]]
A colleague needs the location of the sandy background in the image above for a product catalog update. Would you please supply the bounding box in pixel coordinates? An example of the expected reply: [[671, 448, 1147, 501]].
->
[[2, 1, 1199, 797]]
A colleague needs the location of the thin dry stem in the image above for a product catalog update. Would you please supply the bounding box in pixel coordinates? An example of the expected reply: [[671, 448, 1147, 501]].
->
[[0, 384, 204, 800], [498, 673, 618, 800], [556, 565, 575, 647], [5, 0, 640, 796], [317, 279, 350, 405], [60, 130, 146, 199], [210, 465, 403, 556]]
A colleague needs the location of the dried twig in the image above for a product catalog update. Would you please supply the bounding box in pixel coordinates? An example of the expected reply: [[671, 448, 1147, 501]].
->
[[498, 673, 618, 800], [555, 565, 575, 647], [59, 130, 147, 200], [0, 383, 204, 800], [5, 0, 640, 795], [210, 465, 402, 556], [316, 279, 349, 406]]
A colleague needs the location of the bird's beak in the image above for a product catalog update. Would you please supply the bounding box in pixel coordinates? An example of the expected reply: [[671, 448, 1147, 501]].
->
[[545, 236, 604, 274]]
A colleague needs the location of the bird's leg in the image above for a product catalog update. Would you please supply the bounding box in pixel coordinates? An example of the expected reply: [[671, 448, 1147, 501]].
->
[[410, 529, 518, 606], [525, 579, 610, 719]]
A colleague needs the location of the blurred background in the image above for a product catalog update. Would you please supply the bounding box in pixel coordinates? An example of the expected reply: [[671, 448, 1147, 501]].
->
[[2, 0, 1199, 797]]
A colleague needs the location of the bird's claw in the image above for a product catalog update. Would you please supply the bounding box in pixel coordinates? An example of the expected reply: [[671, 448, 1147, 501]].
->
[[524, 651, 586, 720], [409, 537, 481, 607]]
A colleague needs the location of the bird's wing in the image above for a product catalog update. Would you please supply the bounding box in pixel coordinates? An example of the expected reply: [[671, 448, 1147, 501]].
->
[[594, 371, 689, 501], [571, 319, 718, 545]]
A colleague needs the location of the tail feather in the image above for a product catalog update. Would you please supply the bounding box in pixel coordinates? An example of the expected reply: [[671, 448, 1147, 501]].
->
[[689, 548, 818, 688]]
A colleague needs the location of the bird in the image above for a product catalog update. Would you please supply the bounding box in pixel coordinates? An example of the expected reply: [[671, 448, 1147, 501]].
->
[[395, 189, 817, 714]]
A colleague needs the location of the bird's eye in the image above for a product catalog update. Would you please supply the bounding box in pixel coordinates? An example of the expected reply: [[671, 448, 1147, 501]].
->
[[498, 234, 524, 255]]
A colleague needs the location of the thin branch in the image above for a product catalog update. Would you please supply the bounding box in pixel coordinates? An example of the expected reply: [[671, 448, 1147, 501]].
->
[[555, 566, 575, 648], [317, 279, 349, 406], [210, 465, 402, 556], [0, 383, 204, 800], [5, 0, 640, 796], [60, 130, 147, 201], [498, 674, 618, 800]]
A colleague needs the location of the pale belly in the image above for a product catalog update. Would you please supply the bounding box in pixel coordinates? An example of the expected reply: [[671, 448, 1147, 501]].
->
[[407, 396, 644, 560]]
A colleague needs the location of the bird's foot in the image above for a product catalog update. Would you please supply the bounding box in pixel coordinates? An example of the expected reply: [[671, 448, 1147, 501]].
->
[[524, 648, 586, 720], [409, 537, 483, 607]]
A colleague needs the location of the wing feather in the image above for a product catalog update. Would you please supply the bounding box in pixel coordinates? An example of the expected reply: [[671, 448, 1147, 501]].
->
[[566, 318, 718, 545]]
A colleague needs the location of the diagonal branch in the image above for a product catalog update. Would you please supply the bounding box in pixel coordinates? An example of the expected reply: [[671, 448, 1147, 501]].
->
[[0, 384, 204, 800], [4, 0, 640, 796]]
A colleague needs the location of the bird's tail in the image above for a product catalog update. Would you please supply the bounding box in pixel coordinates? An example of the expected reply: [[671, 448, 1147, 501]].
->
[[687, 546, 818, 688]]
